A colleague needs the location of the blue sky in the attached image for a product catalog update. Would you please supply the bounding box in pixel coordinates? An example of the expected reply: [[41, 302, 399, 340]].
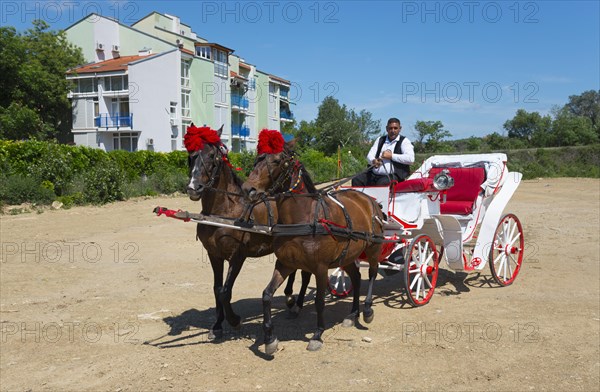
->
[[2, 0, 599, 140]]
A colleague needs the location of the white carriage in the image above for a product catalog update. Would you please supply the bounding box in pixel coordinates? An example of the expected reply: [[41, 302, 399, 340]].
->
[[330, 153, 525, 306]]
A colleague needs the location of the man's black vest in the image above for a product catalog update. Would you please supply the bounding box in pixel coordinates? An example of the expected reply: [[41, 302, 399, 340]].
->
[[375, 135, 410, 181]]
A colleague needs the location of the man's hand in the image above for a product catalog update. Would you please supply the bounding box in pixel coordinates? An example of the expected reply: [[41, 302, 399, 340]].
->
[[381, 149, 393, 160], [372, 158, 383, 168]]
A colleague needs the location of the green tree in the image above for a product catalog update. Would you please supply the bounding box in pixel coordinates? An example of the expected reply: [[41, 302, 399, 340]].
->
[[289, 120, 318, 150], [0, 20, 84, 141], [564, 90, 600, 135], [298, 96, 381, 155], [413, 120, 452, 152], [484, 132, 509, 150], [551, 106, 597, 146], [347, 109, 381, 145], [504, 109, 552, 145]]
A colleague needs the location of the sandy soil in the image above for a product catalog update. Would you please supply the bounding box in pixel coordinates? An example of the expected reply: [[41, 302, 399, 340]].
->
[[1, 178, 599, 391]]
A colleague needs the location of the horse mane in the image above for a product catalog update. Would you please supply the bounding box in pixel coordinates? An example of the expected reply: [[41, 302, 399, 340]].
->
[[299, 163, 318, 193]]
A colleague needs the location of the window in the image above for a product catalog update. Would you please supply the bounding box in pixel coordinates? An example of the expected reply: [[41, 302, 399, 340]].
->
[[181, 60, 190, 89], [196, 46, 211, 59], [113, 132, 138, 152], [213, 48, 228, 77], [181, 92, 190, 119], [170, 101, 177, 119], [213, 49, 227, 63], [74, 78, 97, 93], [269, 83, 277, 95], [182, 119, 192, 147], [93, 97, 99, 117], [104, 75, 128, 91]]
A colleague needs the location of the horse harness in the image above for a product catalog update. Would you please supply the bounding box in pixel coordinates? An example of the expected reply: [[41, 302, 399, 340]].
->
[[189, 143, 229, 191], [258, 151, 385, 267], [191, 143, 276, 225]]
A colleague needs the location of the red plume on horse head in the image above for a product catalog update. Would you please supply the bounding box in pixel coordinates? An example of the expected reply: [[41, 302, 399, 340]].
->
[[184, 123, 222, 152], [257, 129, 285, 154]]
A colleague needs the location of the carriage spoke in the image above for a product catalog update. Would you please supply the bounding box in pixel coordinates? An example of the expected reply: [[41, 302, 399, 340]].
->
[[424, 251, 434, 266], [410, 271, 419, 290], [502, 255, 509, 280], [423, 273, 432, 289], [493, 252, 504, 266], [507, 256, 514, 277]]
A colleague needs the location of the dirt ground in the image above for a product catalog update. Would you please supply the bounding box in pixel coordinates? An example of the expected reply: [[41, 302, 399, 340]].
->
[[1, 178, 599, 391]]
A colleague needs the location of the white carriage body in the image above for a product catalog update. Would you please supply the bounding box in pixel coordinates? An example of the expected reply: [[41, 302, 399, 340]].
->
[[348, 153, 522, 272]]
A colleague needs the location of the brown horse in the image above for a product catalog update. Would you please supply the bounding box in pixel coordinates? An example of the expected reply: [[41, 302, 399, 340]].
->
[[185, 125, 310, 339], [242, 131, 385, 354]]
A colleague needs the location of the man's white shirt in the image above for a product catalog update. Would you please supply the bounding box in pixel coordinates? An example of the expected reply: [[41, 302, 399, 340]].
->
[[367, 135, 415, 176]]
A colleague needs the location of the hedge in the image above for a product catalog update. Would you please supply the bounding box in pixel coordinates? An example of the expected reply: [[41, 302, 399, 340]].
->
[[1, 140, 598, 207]]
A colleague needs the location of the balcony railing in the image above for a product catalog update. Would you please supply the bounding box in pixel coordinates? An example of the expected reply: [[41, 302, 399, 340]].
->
[[280, 89, 290, 100], [231, 94, 249, 110], [280, 110, 294, 121], [231, 125, 250, 137], [95, 113, 133, 129]]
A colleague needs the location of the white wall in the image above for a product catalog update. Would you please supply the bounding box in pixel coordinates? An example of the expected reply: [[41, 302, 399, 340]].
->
[[72, 98, 95, 129], [93, 17, 120, 62], [129, 50, 180, 152]]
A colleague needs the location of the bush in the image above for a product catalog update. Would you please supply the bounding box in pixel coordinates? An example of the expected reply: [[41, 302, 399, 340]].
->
[[1, 139, 597, 206], [0, 175, 55, 205], [228, 150, 257, 180], [148, 168, 188, 194], [82, 161, 125, 204]]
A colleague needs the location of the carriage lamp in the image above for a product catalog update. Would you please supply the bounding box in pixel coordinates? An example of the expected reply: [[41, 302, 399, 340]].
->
[[433, 169, 455, 190]]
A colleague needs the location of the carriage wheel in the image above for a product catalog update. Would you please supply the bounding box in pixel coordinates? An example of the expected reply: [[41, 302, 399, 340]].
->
[[489, 213, 524, 286], [328, 267, 353, 298], [403, 235, 439, 306]]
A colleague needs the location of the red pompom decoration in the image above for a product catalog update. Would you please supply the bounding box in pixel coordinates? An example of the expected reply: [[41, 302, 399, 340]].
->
[[184, 124, 222, 152], [257, 129, 285, 154]]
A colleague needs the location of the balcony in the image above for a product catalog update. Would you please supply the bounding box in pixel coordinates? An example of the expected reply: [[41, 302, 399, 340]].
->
[[231, 94, 249, 112], [280, 89, 290, 101], [95, 113, 133, 129], [280, 110, 294, 123], [231, 125, 250, 138]]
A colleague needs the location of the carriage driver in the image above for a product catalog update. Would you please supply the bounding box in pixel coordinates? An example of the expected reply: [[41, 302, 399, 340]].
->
[[352, 117, 415, 186]]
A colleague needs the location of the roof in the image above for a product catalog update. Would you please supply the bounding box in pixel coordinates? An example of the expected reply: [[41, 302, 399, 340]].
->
[[230, 71, 248, 81], [66, 54, 155, 74], [269, 74, 291, 85], [194, 42, 234, 54], [180, 47, 194, 56], [239, 62, 252, 69]]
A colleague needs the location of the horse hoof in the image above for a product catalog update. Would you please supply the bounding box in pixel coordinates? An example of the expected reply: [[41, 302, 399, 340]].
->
[[342, 317, 355, 328], [230, 315, 242, 329], [287, 305, 301, 319], [286, 295, 296, 309], [265, 338, 279, 355], [363, 309, 374, 324], [208, 329, 223, 340], [306, 339, 323, 351]]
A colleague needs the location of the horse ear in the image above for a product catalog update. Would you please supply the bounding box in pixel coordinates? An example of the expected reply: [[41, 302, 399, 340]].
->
[[285, 138, 297, 151], [217, 124, 223, 137]]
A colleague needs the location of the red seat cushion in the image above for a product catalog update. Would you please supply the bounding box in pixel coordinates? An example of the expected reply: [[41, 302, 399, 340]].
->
[[428, 167, 485, 215], [393, 178, 433, 193]]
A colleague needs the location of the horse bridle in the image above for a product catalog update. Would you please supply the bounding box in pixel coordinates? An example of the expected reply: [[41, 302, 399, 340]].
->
[[256, 149, 302, 196], [189, 143, 227, 192]]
